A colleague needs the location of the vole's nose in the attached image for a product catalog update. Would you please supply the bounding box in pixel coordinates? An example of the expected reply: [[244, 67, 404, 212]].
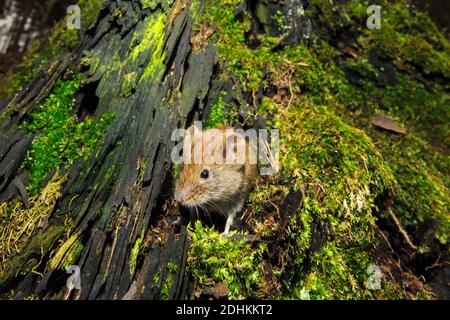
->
[[175, 191, 186, 204]]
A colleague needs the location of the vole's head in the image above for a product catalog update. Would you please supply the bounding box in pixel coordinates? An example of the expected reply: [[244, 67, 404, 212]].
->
[[174, 163, 245, 208], [174, 126, 246, 208]]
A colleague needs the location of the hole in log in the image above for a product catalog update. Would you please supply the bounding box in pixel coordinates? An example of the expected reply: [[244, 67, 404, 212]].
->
[[75, 80, 100, 122], [149, 169, 177, 228]]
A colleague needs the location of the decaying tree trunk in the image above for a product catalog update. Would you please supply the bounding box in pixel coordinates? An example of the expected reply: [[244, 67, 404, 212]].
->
[[1, 0, 204, 299], [0, 0, 312, 300]]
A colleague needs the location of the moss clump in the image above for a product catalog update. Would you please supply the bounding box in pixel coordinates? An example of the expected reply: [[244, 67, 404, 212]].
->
[[151, 271, 160, 289], [281, 0, 450, 247], [129, 12, 167, 80], [121, 72, 138, 98], [277, 102, 394, 217], [205, 91, 238, 128], [161, 262, 178, 300], [377, 74, 448, 150], [61, 238, 84, 270], [141, 0, 160, 11], [345, 0, 450, 77], [23, 78, 115, 194], [377, 134, 449, 246], [188, 221, 266, 299], [201, 0, 281, 92], [0, 172, 67, 275], [300, 1, 450, 247], [255, 99, 399, 299], [129, 228, 145, 276]]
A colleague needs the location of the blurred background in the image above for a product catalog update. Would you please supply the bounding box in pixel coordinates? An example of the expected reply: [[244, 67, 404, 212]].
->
[[0, 0, 76, 77]]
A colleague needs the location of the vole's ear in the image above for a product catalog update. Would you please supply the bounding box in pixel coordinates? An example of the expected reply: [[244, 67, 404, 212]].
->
[[184, 125, 203, 144], [185, 125, 195, 137], [186, 123, 205, 135], [224, 129, 248, 163], [225, 135, 238, 155], [223, 130, 242, 161]]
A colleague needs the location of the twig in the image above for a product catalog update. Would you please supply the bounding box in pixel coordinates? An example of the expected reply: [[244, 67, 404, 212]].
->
[[387, 208, 417, 251]]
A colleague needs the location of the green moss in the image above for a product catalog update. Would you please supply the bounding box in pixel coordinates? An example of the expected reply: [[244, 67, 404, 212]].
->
[[309, 0, 348, 33], [346, 1, 450, 77], [23, 79, 115, 194], [78, 0, 105, 30], [298, 1, 450, 248], [188, 221, 266, 299], [151, 271, 160, 289], [205, 91, 238, 128], [257, 100, 398, 299], [161, 262, 178, 300], [121, 72, 138, 98], [298, 1, 450, 247], [281, 103, 393, 215], [129, 12, 167, 80], [200, 0, 281, 92], [379, 75, 449, 146], [61, 238, 84, 270], [377, 134, 449, 245], [129, 228, 145, 276], [141, 0, 160, 10]]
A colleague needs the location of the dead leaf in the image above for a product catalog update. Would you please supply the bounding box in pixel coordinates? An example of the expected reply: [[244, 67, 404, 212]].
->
[[343, 47, 359, 59], [372, 114, 407, 134]]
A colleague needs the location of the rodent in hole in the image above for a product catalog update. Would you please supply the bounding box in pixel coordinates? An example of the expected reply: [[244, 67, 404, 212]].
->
[[174, 125, 257, 236]]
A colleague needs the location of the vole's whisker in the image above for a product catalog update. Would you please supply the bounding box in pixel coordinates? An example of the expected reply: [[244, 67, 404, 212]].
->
[[217, 195, 240, 208], [194, 206, 200, 221], [205, 200, 227, 217], [199, 203, 213, 223]]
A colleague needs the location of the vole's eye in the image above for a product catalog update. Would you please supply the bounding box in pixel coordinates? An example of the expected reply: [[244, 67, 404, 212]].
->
[[200, 169, 209, 179]]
